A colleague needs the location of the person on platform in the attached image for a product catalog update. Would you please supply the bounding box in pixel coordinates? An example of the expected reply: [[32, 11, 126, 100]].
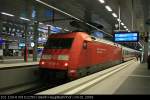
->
[[147, 55, 150, 70], [138, 53, 142, 63]]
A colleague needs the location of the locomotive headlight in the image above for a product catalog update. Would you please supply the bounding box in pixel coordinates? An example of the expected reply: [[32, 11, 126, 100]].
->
[[64, 62, 69, 67], [58, 55, 69, 61], [41, 61, 45, 65]]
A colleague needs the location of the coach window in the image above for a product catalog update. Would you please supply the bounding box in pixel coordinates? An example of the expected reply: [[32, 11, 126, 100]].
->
[[83, 41, 88, 49]]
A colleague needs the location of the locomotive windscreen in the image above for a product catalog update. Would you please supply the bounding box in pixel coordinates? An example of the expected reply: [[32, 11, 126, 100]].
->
[[45, 38, 74, 49]]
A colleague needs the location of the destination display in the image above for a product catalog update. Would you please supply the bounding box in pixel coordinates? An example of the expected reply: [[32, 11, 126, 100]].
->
[[114, 32, 139, 42]]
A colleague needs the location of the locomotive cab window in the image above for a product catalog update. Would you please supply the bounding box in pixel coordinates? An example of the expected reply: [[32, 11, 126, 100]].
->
[[45, 38, 74, 49]]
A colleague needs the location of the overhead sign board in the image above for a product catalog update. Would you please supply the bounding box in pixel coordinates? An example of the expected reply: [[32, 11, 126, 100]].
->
[[19, 43, 25, 47], [93, 31, 104, 38], [0, 38, 4, 45], [113, 32, 139, 42], [51, 26, 61, 33]]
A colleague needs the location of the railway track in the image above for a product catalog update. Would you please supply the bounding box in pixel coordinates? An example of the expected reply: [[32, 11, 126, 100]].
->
[[14, 80, 69, 95], [14, 83, 51, 95], [0, 64, 69, 95]]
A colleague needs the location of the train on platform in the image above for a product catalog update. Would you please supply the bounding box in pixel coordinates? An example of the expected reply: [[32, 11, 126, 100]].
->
[[39, 32, 140, 80]]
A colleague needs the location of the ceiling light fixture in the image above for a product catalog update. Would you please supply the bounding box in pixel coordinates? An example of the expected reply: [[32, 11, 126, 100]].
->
[[56, 27, 62, 30], [117, 18, 121, 22], [39, 22, 43, 24], [112, 13, 117, 18], [105, 6, 112, 12], [20, 17, 30, 21], [64, 29, 69, 31], [46, 24, 52, 27], [98, 0, 105, 4], [121, 23, 124, 26], [1, 12, 14, 17], [124, 26, 127, 29]]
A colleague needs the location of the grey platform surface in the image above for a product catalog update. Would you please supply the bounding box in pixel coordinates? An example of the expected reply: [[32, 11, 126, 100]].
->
[[115, 63, 150, 95], [0, 57, 40, 68]]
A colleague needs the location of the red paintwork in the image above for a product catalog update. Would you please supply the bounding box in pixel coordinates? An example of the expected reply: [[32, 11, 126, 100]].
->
[[77, 41, 122, 68], [39, 32, 132, 79]]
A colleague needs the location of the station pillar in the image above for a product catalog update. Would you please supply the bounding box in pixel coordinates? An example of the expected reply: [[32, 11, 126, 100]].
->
[[0, 17, 3, 59], [48, 26, 51, 35], [142, 32, 149, 63], [143, 42, 148, 63], [0, 16, 2, 35], [33, 22, 39, 62], [24, 24, 28, 62]]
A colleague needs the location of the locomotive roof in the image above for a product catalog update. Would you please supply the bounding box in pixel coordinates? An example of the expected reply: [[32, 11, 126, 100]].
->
[[48, 32, 140, 53], [90, 36, 140, 53]]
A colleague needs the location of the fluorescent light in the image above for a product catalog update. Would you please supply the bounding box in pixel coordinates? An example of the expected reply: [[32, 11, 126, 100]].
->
[[139, 48, 142, 51], [124, 26, 127, 29], [1, 12, 14, 17], [121, 23, 124, 26], [117, 18, 121, 22], [20, 17, 30, 21], [46, 24, 52, 27], [112, 13, 117, 18], [126, 29, 130, 32], [64, 29, 69, 31], [56, 27, 62, 30], [39, 22, 43, 24], [98, 0, 105, 4], [105, 6, 112, 12]]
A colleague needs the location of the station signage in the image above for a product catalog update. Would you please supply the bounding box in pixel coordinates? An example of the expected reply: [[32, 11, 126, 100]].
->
[[51, 26, 61, 33], [113, 32, 139, 42], [0, 38, 4, 45], [93, 31, 104, 38], [19, 43, 25, 47]]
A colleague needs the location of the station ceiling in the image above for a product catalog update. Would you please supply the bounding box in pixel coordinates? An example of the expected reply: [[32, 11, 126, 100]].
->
[[0, 0, 150, 34]]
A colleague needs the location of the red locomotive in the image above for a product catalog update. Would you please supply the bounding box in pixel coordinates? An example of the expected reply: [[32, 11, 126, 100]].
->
[[39, 32, 138, 80]]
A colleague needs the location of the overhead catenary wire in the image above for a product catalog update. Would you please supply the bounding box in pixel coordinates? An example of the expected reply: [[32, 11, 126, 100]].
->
[[35, 0, 112, 37], [35, 0, 143, 49]]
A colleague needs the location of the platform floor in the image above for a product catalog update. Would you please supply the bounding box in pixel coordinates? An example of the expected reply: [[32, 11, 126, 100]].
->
[[115, 63, 150, 95], [0, 57, 40, 64], [80, 61, 150, 95], [0, 58, 40, 69]]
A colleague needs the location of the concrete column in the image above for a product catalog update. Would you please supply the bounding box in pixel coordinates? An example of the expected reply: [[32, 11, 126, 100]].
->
[[48, 26, 51, 35], [149, 33, 150, 55], [32, 3, 40, 62], [143, 42, 148, 63], [0, 16, 3, 49], [0, 17, 3, 59], [24, 24, 28, 62], [0, 18, 2, 36], [33, 22, 39, 62]]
